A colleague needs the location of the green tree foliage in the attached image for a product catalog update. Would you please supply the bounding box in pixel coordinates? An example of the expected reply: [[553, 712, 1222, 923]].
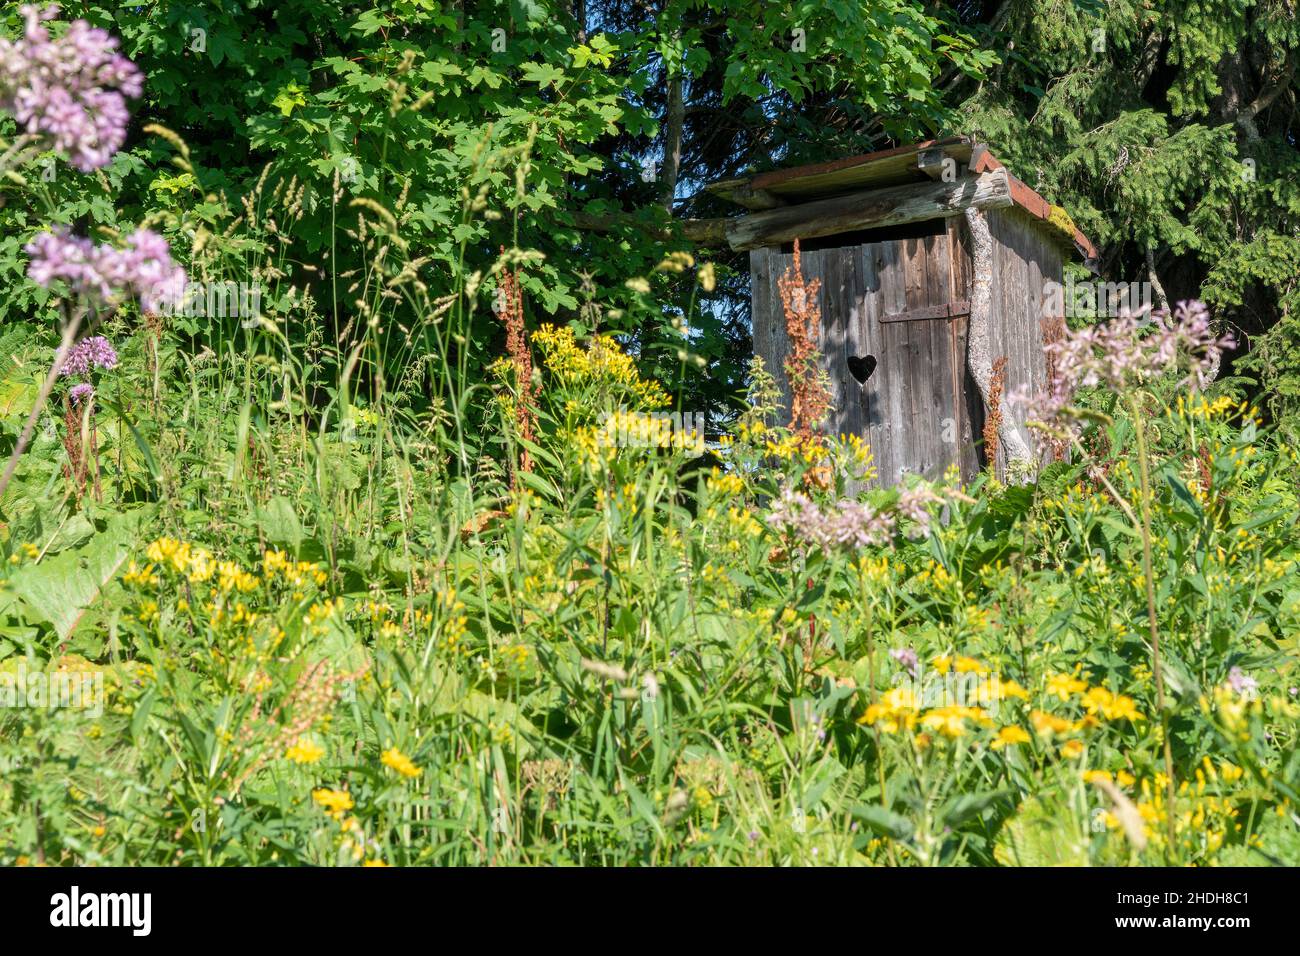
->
[[0, 1, 992, 423], [950, 0, 1300, 422]]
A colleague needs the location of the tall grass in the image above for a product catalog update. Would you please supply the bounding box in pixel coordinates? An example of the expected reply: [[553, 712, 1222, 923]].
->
[[2, 111, 1299, 867]]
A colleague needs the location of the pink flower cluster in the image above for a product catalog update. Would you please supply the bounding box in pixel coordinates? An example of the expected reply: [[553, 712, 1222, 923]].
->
[[889, 647, 919, 679], [26, 227, 185, 313], [0, 4, 142, 171], [767, 485, 943, 551], [1021, 300, 1235, 430], [60, 335, 117, 378]]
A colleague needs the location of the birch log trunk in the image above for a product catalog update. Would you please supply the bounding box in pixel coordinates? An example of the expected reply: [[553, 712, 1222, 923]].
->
[[963, 206, 1033, 475], [1145, 246, 1170, 313], [660, 52, 684, 216]]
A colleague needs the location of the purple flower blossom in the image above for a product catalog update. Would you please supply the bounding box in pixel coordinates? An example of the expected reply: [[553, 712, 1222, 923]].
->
[[1228, 666, 1258, 698], [112, 228, 188, 313], [0, 5, 143, 171], [59, 335, 116, 378], [25, 229, 107, 299], [767, 484, 940, 552], [1018, 300, 1235, 433], [895, 487, 943, 540], [25, 227, 185, 313], [890, 647, 920, 680], [766, 487, 826, 546], [828, 499, 896, 548], [767, 490, 887, 550], [68, 382, 94, 404]]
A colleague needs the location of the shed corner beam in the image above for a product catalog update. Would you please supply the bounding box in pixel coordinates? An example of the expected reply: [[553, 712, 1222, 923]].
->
[[679, 218, 729, 244], [962, 205, 1034, 480], [704, 177, 786, 211], [917, 146, 961, 181]]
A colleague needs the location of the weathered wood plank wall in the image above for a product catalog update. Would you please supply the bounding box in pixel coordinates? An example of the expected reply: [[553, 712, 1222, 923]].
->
[[749, 247, 790, 418], [947, 217, 986, 480], [751, 224, 985, 489], [985, 206, 1063, 477]]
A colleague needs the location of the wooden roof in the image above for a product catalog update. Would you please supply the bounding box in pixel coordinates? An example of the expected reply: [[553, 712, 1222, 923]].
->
[[709, 137, 1098, 262]]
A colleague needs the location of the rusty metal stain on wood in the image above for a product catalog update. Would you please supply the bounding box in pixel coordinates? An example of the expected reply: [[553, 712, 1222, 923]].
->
[[878, 299, 972, 323]]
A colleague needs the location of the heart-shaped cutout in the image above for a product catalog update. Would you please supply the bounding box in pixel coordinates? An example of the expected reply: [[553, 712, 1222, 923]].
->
[[847, 354, 877, 385]]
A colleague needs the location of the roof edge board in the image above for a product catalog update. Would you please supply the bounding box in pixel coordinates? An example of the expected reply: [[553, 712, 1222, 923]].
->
[[749, 136, 973, 193], [711, 138, 1098, 263]]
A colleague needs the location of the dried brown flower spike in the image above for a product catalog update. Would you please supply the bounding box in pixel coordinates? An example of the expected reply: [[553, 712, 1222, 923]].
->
[[777, 239, 831, 443], [497, 255, 539, 476]]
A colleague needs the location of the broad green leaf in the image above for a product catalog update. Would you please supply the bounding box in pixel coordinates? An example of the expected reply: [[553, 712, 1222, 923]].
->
[[8, 506, 153, 641]]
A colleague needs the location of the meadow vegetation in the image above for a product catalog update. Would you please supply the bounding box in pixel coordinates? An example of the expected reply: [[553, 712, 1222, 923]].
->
[[1, 4, 1298, 867]]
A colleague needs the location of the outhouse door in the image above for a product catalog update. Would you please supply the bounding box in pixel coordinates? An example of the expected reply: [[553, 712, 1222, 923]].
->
[[750, 219, 984, 487]]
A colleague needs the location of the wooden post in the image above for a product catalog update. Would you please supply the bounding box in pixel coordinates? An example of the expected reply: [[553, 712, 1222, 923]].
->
[[963, 206, 1033, 477]]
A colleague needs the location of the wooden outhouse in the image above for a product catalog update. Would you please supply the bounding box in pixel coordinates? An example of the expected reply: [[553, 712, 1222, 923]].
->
[[710, 136, 1098, 486]]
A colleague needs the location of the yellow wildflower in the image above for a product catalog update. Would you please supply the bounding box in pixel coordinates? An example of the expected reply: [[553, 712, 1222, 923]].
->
[[920, 705, 991, 738], [995, 679, 1030, 700], [286, 738, 325, 764], [1046, 673, 1088, 701], [1030, 709, 1074, 736], [381, 747, 421, 778], [991, 725, 1031, 749], [1081, 686, 1144, 722], [858, 686, 920, 733], [312, 788, 354, 819]]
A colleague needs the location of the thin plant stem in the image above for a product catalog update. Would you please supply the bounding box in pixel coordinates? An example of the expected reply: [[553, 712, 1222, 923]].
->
[[859, 565, 886, 798], [857, 560, 900, 866], [1128, 394, 1178, 856], [0, 308, 85, 504]]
